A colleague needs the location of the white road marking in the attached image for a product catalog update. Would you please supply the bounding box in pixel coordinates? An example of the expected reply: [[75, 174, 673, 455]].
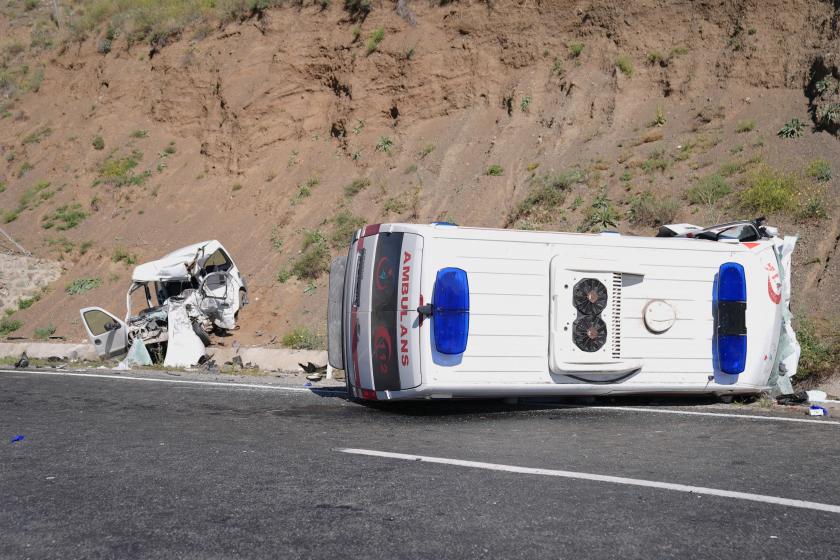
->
[[585, 405, 840, 426], [340, 448, 840, 514], [0, 368, 345, 393]]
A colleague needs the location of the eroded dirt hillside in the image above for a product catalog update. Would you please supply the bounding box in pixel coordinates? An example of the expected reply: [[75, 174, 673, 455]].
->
[[1, 1, 839, 374]]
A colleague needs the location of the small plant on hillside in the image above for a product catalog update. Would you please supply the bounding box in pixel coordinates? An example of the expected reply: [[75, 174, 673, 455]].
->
[[331, 210, 365, 248], [382, 196, 407, 214], [291, 230, 329, 280], [366, 26, 385, 54], [96, 151, 149, 187], [92, 135, 105, 150], [648, 105, 666, 127], [508, 170, 582, 226], [686, 174, 731, 206], [131, 129, 148, 138], [375, 136, 393, 153], [796, 317, 840, 383], [799, 196, 828, 220], [642, 149, 669, 174], [616, 56, 633, 77], [0, 317, 22, 337], [735, 120, 755, 133], [281, 327, 323, 350], [647, 52, 663, 65], [739, 166, 798, 214], [111, 247, 137, 265], [806, 159, 832, 182], [270, 226, 284, 252], [815, 76, 838, 95], [18, 161, 34, 178], [65, 277, 102, 295], [551, 58, 565, 77], [232, 183, 242, 192], [778, 118, 805, 138], [582, 194, 620, 231], [344, 177, 370, 197], [418, 143, 435, 158], [620, 170, 632, 182], [42, 204, 87, 231], [486, 164, 504, 176], [34, 325, 56, 340], [817, 103, 840, 128], [569, 43, 584, 58], [520, 95, 532, 112], [22, 126, 52, 145], [627, 192, 679, 227]]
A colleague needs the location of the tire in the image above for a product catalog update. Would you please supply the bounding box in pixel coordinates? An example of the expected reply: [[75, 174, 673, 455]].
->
[[192, 322, 211, 347]]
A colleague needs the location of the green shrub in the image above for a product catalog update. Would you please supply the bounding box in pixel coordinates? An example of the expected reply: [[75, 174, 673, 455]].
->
[[92, 135, 105, 150], [686, 174, 731, 205], [627, 192, 679, 227], [520, 95, 531, 112], [291, 230, 329, 280], [34, 325, 56, 340], [616, 56, 633, 77], [778, 118, 805, 138], [344, 177, 370, 197], [418, 143, 435, 158], [735, 120, 755, 133], [817, 103, 840, 128], [486, 164, 504, 176], [131, 129, 148, 138], [375, 136, 393, 153], [96, 150, 149, 187], [22, 126, 52, 145], [648, 105, 666, 127], [582, 194, 620, 231], [66, 277, 102, 295], [508, 170, 582, 226], [366, 26, 384, 54], [569, 43, 584, 58], [18, 161, 34, 178], [739, 166, 797, 213], [796, 317, 840, 383], [281, 326, 323, 350], [642, 148, 669, 173], [0, 317, 22, 337], [330, 210, 365, 248], [42, 204, 87, 230], [805, 159, 832, 182], [18, 291, 42, 310], [111, 247, 137, 265], [382, 196, 407, 214]]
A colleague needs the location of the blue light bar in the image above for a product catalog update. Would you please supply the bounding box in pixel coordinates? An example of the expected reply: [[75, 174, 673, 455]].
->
[[715, 262, 747, 375], [432, 267, 470, 355]]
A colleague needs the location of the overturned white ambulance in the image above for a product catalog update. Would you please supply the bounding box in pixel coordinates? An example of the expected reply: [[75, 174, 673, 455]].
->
[[327, 219, 799, 402]]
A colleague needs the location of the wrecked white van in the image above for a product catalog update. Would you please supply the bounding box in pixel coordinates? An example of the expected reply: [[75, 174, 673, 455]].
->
[[328, 219, 800, 402], [79, 240, 247, 365]]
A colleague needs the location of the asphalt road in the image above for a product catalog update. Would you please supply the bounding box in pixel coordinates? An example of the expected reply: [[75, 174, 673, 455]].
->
[[2, 368, 839, 559]]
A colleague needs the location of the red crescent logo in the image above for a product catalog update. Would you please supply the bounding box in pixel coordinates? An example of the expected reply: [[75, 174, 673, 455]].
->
[[373, 325, 393, 374], [768, 278, 781, 305]]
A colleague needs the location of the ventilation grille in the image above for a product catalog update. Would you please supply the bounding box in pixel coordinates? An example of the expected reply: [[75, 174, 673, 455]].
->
[[611, 273, 622, 358]]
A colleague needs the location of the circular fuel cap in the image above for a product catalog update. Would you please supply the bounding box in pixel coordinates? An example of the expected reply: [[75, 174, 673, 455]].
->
[[643, 300, 676, 333]]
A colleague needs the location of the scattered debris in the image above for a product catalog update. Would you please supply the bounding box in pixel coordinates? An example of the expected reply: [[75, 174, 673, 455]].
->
[[809, 405, 829, 417], [11, 435, 25, 443], [14, 352, 29, 369], [777, 392, 808, 405]]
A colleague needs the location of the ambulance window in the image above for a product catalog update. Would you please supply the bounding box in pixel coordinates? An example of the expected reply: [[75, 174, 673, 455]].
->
[[718, 224, 759, 242], [203, 249, 231, 273]]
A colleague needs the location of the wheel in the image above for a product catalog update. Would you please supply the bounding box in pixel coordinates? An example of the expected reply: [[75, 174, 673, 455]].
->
[[192, 322, 211, 347]]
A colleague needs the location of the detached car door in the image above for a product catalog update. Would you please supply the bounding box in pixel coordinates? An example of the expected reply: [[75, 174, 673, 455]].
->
[[79, 307, 128, 359]]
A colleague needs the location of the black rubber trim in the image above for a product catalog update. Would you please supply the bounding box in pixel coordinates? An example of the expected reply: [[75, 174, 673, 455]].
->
[[718, 300, 747, 336]]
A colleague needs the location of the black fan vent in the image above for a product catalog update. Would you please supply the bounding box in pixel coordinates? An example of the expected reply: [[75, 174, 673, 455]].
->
[[573, 278, 608, 316], [573, 315, 608, 352]]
